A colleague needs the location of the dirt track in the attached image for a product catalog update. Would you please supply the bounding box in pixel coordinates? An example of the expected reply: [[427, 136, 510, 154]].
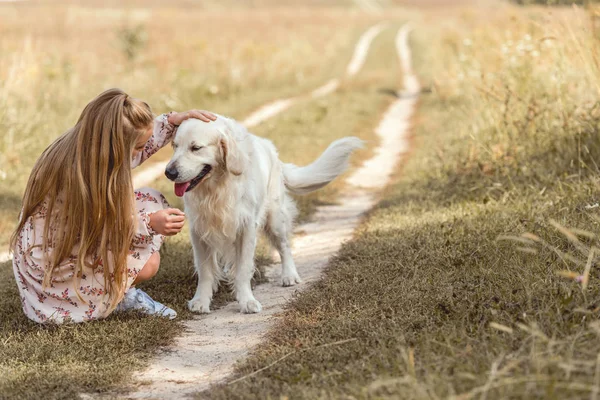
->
[[127, 23, 418, 400]]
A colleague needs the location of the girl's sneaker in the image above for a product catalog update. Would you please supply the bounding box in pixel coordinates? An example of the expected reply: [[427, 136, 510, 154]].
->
[[116, 288, 177, 319]]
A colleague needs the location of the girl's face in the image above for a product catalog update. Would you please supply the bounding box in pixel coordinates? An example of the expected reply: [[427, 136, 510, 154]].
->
[[132, 125, 153, 159]]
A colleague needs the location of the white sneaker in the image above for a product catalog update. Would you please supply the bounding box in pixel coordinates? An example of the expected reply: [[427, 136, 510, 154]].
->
[[116, 288, 177, 320]]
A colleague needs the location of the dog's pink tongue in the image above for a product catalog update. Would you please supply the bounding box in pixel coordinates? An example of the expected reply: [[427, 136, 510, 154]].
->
[[174, 182, 191, 197]]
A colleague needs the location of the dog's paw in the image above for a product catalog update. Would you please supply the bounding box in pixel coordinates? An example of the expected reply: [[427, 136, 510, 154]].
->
[[282, 272, 302, 287], [239, 298, 262, 314], [188, 298, 211, 314]]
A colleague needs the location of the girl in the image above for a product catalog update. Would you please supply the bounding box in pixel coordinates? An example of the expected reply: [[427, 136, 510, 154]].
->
[[10, 88, 216, 324]]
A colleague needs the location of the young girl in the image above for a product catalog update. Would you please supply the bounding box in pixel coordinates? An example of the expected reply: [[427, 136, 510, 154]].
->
[[10, 88, 216, 324]]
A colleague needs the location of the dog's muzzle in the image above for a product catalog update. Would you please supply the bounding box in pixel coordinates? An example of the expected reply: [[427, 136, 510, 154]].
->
[[165, 164, 178, 181]]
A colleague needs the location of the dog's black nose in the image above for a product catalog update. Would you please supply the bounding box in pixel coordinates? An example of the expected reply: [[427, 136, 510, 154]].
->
[[165, 165, 179, 181]]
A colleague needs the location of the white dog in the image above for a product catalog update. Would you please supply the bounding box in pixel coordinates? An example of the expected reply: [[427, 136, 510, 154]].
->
[[165, 116, 362, 313]]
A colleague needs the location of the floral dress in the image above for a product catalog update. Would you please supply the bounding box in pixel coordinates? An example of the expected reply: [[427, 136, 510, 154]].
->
[[12, 114, 176, 324]]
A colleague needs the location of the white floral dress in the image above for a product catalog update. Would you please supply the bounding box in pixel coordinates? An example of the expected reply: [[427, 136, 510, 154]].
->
[[12, 114, 176, 324]]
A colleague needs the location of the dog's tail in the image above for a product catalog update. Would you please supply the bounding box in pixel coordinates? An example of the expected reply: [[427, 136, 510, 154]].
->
[[282, 137, 363, 195]]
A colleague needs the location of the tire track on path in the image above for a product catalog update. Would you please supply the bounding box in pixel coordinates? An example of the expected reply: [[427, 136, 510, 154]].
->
[[128, 23, 419, 400]]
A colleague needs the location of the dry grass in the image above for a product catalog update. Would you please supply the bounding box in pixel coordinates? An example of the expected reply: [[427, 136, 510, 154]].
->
[[201, 4, 600, 400]]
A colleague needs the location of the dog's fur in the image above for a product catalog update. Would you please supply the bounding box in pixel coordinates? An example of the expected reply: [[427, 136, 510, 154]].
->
[[165, 116, 362, 313]]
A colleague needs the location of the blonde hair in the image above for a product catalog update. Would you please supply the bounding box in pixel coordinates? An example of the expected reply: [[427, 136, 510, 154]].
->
[[11, 88, 154, 309]]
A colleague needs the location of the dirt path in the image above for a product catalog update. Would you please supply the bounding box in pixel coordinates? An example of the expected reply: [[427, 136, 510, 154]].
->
[[127, 24, 419, 400]]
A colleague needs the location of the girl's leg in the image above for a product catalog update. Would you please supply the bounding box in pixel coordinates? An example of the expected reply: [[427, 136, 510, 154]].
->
[[117, 188, 175, 318], [133, 252, 160, 285], [117, 250, 176, 319]]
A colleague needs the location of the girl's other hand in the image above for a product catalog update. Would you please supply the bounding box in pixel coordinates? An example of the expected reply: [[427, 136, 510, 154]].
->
[[168, 110, 217, 126], [149, 208, 185, 236]]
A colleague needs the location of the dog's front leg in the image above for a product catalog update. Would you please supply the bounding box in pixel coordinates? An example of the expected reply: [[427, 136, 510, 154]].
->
[[234, 224, 262, 314], [188, 231, 218, 314]]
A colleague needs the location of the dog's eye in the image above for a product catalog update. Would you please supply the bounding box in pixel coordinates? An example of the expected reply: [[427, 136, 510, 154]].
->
[[191, 145, 204, 152]]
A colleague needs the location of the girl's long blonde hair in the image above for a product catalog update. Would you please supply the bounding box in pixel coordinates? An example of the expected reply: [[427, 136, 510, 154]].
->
[[11, 88, 154, 308]]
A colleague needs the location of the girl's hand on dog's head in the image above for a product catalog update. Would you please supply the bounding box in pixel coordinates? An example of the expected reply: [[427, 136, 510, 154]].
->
[[168, 110, 217, 126], [149, 208, 185, 236]]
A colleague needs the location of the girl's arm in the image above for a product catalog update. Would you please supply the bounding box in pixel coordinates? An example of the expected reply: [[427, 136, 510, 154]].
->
[[132, 211, 158, 248], [132, 208, 185, 248], [131, 110, 216, 168]]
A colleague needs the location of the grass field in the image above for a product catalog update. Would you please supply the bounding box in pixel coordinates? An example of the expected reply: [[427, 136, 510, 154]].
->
[[0, 1, 405, 397], [3, 0, 600, 399]]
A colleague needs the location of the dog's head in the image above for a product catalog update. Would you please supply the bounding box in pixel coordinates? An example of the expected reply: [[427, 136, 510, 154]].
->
[[165, 117, 246, 197]]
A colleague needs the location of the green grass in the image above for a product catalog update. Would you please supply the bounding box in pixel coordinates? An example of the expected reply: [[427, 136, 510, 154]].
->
[[0, 20, 402, 399], [199, 7, 600, 400]]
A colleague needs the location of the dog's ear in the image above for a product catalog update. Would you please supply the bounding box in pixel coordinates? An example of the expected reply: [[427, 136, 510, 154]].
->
[[219, 132, 245, 176]]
